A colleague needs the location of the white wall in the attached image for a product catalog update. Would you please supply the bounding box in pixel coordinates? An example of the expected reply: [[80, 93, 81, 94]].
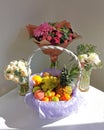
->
[[0, 0, 104, 96]]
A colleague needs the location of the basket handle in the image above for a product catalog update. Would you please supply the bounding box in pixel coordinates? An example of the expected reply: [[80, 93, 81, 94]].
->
[[27, 45, 82, 90]]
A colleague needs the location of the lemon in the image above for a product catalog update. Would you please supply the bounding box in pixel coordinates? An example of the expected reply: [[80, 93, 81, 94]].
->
[[32, 75, 42, 85]]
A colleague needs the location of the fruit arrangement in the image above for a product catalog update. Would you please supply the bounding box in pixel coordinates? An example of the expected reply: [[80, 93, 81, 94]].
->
[[31, 67, 74, 102], [25, 46, 81, 118]]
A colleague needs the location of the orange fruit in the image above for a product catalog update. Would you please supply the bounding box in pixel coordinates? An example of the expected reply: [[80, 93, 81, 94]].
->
[[61, 93, 71, 101], [42, 97, 49, 102], [56, 94, 61, 98], [51, 91, 55, 97]]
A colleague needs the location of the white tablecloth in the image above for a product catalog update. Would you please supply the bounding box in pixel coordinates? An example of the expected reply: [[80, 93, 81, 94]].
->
[[0, 86, 104, 130]]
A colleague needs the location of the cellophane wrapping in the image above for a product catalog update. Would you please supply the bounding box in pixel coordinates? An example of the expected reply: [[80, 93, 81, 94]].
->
[[25, 68, 82, 119]]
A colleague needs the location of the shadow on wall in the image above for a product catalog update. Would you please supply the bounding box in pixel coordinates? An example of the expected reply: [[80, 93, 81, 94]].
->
[[91, 69, 104, 92], [1, 27, 53, 96], [0, 28, 41, 96]]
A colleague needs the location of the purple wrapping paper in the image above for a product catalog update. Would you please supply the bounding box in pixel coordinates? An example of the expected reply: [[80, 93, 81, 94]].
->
[[25, 89, 82, 119], [25, 68, 82, 119]]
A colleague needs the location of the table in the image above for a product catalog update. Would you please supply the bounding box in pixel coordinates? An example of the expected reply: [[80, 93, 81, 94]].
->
[[0, 86, 104, 130]]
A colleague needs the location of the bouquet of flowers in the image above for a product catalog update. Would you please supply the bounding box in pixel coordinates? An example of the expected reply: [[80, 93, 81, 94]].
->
[[26, 20, 80, 68], [26, 20, 80, 46], [4, 59, 31, 95], [76, 44, 102, 91], [77, 44, 102, 71]]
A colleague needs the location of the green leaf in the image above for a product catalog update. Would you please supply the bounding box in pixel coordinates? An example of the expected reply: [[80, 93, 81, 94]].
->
[[77, 44, 96, 55]]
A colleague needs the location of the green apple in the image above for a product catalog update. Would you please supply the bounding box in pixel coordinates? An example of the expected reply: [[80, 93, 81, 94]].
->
[[32, 86, 40, 93], [51, 96, 59, 102]]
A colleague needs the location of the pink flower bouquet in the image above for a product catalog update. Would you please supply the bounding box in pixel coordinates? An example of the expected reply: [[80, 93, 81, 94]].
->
[[26, 20, 80, 66], [26, 20, 80, 46]]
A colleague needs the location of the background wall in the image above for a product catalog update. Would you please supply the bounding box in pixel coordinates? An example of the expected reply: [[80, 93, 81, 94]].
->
[[0, 0, 104, 96]]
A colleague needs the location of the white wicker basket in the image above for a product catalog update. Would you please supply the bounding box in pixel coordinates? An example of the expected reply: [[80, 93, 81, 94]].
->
[[25, 45, 82, 119]]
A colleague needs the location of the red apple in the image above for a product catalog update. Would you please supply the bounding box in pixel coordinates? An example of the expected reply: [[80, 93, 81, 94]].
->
[[34, 90, 44, 100]]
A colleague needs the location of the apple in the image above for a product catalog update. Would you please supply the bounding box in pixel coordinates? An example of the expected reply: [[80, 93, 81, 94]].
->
[[34, 90, 44, 100]]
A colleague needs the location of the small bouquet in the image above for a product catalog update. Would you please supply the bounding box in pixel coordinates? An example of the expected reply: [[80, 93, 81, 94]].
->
[[76, 44, 102, 91], [4, 59, 31, 95], [77, 44, 102, 71], [26, 20, 80, 46]]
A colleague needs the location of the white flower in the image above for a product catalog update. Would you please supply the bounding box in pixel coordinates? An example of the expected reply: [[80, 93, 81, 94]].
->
[[13, 76, 19, 83], [10, 60, 18, 66], [20, 68, 28, 76], [4, 59, 32, 84], [78, 54, 88, 63], [88, 53, 101, 65], [5, 73, 14, 80], [18, 60, 26, 68]]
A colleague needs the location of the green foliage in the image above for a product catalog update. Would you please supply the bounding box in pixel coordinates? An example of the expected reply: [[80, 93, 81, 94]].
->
[[14, 70, 21, 76], [68, 64, 80, 83], [60, 26, 71, 43], [84, 64, 93, 71], [60, 65, 69, 87], [77, 44, 96, 55], [60, 64, 80, 87]]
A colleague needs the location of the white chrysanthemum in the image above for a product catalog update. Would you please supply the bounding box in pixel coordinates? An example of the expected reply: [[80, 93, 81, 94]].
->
[[88, 53, 101, 65], [13, 76, 19, 83], [20, 68, 28, 76], [19, 64, 26, 71], [13, 65, 19, 71], [4, 59, 31, 84], [18, 60, 26, 68], [5, 74, 14, 80], [10, 60, 18, 66], [6, 65, 11, 69]]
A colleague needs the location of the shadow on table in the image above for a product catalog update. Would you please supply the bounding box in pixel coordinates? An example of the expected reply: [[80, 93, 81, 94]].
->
[[2, 114, 104, 130], [1, 109, 67, 129], [1, 88, 102, 130], [2, 108, 104, 130], [39, 122, 104, 130], [0, 95, 68, 129]]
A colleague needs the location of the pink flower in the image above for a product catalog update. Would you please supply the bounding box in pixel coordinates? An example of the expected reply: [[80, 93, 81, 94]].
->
[[42, 35, 47, 40], [56, 30, 62, 38], [64, 40, 68, 44], [54, 37, 60, 44], [69, 34, 73, 41], [47, 35, 52, 41], [33, 22, 53, 37]]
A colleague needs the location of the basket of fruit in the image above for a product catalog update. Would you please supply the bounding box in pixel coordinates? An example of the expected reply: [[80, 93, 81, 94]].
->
[[25, 46, 81, 119]]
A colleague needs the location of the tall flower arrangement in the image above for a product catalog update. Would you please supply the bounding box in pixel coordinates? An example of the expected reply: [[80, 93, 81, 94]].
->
[[76, 44, 102, 91]]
